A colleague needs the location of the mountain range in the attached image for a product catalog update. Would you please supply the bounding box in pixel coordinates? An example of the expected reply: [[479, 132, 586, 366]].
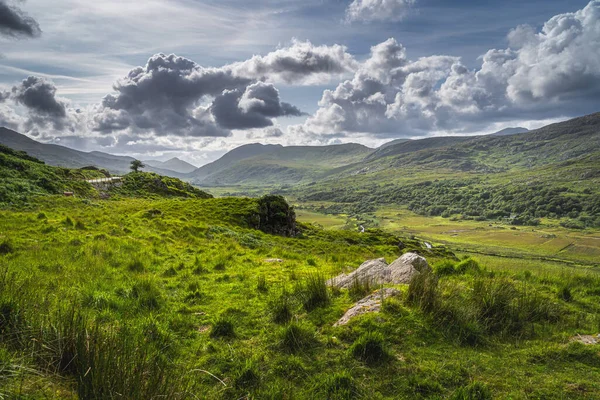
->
[[0, 127, 185, 177], [0, 117, 593, 189]]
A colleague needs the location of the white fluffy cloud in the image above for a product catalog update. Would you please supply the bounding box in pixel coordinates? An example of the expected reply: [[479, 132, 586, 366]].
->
[[345, 0, 416, 23], [297, 0, 600, 138], [231, 39, 357, 85]]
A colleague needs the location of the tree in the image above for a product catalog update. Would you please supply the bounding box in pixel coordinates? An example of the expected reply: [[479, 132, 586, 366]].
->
[[130, 160, 145, 173]]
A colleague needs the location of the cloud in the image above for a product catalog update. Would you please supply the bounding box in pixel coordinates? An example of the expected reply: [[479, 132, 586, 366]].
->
[[345, 0, 416, 23], [94, 41, 349, 137], [10, 76, 69, 129], [231, 39, 357, 85], [12, 76, 66, 117], [212, 82, 304, 129], [94, 53, 248, 137], [0, 0, 41, 38], [297, 1, 600, 138]]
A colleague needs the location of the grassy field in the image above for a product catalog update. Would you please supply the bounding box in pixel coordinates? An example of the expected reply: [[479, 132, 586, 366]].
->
[[1, 196, 599, 399]]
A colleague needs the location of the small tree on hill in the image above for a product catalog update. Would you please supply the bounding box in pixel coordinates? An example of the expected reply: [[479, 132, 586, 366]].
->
[[130, 160, 145, 173], [255, 195, 297, 237]]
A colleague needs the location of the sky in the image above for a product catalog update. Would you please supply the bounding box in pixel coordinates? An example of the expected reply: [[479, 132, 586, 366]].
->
[[0, 0, 598, 166]]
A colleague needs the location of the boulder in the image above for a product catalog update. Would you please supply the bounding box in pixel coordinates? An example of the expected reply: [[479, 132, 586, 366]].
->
[[327, 252, 430, 289], [334, 288, 400, 326], [571, 334, 600, 345]]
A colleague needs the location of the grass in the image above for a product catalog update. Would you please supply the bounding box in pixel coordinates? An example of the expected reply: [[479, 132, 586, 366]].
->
[[0, 196, 599, 398]]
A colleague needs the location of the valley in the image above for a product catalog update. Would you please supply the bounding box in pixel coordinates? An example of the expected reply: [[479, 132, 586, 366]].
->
[[1, 112, 599, 399]]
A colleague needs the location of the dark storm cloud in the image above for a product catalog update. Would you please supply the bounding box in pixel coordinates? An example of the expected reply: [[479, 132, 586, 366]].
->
[[94, 50, 320, 136], [11, 76, 67, 130], [94, 53, 250, 136], [211, 82, 305, 130], [0, 0, 41, 38]]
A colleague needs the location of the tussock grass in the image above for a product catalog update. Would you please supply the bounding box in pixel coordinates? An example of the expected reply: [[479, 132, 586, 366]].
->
[[210, 316, 235, 338], [295, 273, 330, 311], [349, 331, 390, 365], [280, 322, 317, 353]]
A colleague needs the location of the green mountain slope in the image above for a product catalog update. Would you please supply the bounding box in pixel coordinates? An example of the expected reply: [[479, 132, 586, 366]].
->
[[189, 143, 373, 186], [0, 144, 99, 205], [144, 157, 197, 174], [289, 112, 600, 227], [0, 128, 183, 177]]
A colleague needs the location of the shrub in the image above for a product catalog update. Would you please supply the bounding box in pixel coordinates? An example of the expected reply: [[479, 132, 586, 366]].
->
[[280, 323, 315, 353], [349, 331, 390, 365], [296, 273, 330, 311], [0, 300, 22, 336], [255, 195, 297, 237], [210, 316, 235, 338]]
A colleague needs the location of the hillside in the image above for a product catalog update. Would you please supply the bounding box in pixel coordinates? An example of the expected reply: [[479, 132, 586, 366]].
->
[[1, 195, 599, 399], [0, 143, 211, 205], [189, 143, 373, 186], [145, 157, 197, 174], [0, 128, 183, 177], [288, 112, 600, 227], [491, 127, 529, 136], [0, 143, 99, 205]]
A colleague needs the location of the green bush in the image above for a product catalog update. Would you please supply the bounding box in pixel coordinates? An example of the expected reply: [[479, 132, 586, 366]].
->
[[255, 195, 297, 236], [257, 275, 268, 293]]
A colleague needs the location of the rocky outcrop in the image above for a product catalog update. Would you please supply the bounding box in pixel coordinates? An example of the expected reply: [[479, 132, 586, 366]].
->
[[327, 252, 430, 289], [334, 288, 400, 326]]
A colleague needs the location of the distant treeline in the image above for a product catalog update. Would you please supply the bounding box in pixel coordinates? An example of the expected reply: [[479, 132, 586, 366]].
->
[[301, 179, 600, 228]]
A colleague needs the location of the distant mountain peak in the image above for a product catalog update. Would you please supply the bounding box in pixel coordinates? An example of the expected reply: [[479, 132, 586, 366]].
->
[[491, 127, 529, 136]]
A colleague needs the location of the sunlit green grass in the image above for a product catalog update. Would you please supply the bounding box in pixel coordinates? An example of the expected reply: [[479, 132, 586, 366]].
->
[[1, 196, 599, 399]]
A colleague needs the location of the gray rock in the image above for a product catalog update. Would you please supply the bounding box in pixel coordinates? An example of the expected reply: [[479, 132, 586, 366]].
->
[[334, 288, 400, 326], [327, 252, 430, 289]]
